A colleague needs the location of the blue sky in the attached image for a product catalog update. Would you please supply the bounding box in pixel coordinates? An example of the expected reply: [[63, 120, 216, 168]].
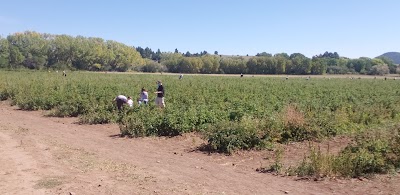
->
[[0, 0, 398, 58]]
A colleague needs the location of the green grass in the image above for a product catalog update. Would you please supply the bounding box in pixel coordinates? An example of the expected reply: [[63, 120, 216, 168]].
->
[[1, 70, 400, 155], [283, 124, 400, 178]]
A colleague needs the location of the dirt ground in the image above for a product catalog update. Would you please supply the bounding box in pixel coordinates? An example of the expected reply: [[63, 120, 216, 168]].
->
[[1, 101, 399, 195]]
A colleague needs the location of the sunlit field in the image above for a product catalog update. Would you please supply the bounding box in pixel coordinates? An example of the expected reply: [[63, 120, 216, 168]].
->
[[1, 70, 400, 177]]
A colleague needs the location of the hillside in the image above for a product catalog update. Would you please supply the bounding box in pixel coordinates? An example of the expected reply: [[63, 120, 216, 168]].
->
[[378, 52, 400, 64]]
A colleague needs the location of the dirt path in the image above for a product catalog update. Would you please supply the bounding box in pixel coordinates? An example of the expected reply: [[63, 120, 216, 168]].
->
[[0, 102, 399, 195]]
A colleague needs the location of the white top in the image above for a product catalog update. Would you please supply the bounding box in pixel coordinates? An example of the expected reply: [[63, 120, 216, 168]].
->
[[127, 99, 133, 107], [140, 91, 148, 101]]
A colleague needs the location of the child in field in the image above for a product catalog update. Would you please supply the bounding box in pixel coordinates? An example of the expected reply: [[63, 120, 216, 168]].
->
[[140, 87, 149, 105], [127, 96, 133, 107]]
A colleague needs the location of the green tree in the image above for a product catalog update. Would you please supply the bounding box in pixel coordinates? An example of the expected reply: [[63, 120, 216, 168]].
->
[[9, 46, 25, 67], [246, 58, 258, 74], [220, 58, 247, 74], [152, 49, 162, 61], [274, 53, 290, 59], [161, 52, 184, 72], [275, 56, 287, 74], [377, 56, 396, 73], [289, 54, 311, 74], [141, 59, 166, 72], [2, 31, 145, 71], [184, 51, 191, 57], [256, 52, 272, 57], [348, 58, 368, 73], [0, 37, 10, 68], [47, 34, 74, 69], [201, 55, 220, 73], [311, 58, 328, 74], [7, 31, 49, 69]]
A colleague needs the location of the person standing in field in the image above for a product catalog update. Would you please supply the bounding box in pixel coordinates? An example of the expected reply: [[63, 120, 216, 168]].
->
[[154, 80, 165, 108], [140, 87, 149, 105], [114, 95, 128, 110]]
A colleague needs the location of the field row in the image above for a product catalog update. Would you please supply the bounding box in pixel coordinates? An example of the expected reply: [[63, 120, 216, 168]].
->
[[1, 70, 400, 177]]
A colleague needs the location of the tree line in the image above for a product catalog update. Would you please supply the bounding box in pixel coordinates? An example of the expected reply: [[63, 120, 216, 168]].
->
[[0, 31, 144, 71], [0, 31, 398, 75]]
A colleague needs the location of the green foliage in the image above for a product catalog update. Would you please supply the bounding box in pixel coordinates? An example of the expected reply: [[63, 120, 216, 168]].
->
[[290, 126, 400, 178], [1, 33, 396, 75], [205, 118, 269, 154], [368, 64, 390, 75], [289, 146, 336, 177], [0, 31, 144, 71], [0, 71, 400, 156], [279, 105, 317, 142], [138, 60, 166, 73]]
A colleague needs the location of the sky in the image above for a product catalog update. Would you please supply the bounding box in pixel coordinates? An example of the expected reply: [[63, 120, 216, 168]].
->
[[0, 0, 398, 59]]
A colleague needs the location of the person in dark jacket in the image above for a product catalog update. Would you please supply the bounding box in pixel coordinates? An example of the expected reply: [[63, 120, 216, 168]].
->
[[154, 80, 165, 108], [114, 95, 128, 110]]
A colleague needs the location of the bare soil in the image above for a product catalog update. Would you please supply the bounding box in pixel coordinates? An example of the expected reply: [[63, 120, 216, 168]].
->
[[0, 101, 399, 195]]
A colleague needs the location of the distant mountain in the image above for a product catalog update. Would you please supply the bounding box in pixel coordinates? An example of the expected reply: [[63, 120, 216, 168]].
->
[[378, 52, 400, 64]]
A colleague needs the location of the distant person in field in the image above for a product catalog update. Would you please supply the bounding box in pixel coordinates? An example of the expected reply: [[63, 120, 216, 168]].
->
[[154, 80, 165, 108], [62, 70, 67, 77], [140, 87, 149, 105], [240, 73, 243, 78], [114, 95, 128, 110], [127, 96, 134, 107], [179, 74, 183, 80]]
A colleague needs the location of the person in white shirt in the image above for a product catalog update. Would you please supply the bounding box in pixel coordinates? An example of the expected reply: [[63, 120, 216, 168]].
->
[[127, 96, 134, 107]]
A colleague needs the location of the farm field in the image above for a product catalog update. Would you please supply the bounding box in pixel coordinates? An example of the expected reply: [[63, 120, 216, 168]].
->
[[1, 70, 400, 194]]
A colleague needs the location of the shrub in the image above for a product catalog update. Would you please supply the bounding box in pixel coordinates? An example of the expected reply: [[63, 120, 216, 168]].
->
[[1, 70, 400, 156], [50, 100, 88, 117], [0, 88, 15, 100], [368, 65, 390, 75], [205, 117, 270, 154], [290, 146, 335, 177], [79, 110, 116, 124], [280, 105, 317, 142], [139, 60, 167, 73], [290, 126, 400, 178], [119, 107, 165, 137]]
